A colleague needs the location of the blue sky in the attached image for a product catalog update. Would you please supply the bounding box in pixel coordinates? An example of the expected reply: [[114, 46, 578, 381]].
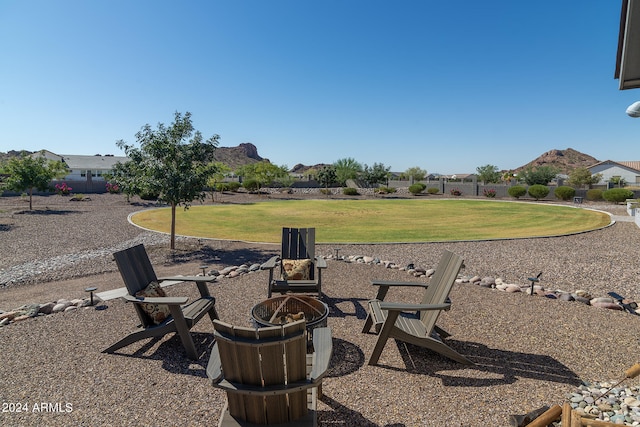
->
[[0, 1, 637, 174]]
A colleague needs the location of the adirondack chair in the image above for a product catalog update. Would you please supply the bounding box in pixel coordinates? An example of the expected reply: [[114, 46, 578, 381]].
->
[[102, 244, 219, 360], [207, 319, 332, 426], [261, 227, 327, 297], [362, 250, 473, 366]]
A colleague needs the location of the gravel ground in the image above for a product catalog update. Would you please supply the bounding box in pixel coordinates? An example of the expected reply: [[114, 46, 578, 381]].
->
[[1, 192, 639, 426]]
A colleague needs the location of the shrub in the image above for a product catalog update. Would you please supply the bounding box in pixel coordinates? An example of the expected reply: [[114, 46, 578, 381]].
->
[[105, 182, 120, 194], [554, 186, 576, 201], [528, 184, 550, 200], [215, 183, 230, 192], [408, 183, 425, 195], [139, 191, 159, 200], [507, 185, 527, 199], [320, 188, 331, 195], [586, 189, 603, 201], [427, 187, 439, 194], [342, 187, 359, 196], [54, 182, 72, 196], [483, 188, 497, 198], [227, 182, 241, 192], [602, 188, 635, 204], [242, 179, 260, 192], [377, 186, 397, 194], [449, 188, 462, 196]]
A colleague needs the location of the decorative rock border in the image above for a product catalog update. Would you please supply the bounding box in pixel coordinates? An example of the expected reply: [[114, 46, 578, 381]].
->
[[1, 254, 637, 328]]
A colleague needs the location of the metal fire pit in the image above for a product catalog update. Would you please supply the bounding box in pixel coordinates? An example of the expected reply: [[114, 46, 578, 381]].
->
[[251, 295, 329, 336]]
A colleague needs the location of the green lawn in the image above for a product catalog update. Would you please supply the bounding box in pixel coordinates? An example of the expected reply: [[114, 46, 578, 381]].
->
[[130, 199, 611, 243]]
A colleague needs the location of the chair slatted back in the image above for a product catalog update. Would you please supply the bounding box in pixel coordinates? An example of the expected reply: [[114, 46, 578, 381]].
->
[[113, 244, 159, 327], [419, 250, 463, 330], [281, 227, 316, 280], [213, 319, 308, 424]]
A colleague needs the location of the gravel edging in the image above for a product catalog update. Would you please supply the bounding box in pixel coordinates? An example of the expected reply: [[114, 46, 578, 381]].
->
[[1, 193, 640, 426]]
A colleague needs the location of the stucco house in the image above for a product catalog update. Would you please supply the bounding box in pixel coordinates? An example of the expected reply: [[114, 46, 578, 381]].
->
[[36, 150, 129, 192], [589, 160, 640, 185]]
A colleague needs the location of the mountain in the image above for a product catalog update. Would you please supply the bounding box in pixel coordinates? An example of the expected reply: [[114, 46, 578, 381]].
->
[[213, 143, 268, 169], [514, 148, 599, 175]]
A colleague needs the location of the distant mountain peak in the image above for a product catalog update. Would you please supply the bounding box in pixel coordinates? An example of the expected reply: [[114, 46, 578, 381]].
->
[[214, 142, 268, 169], [515, 148, 599, 175]]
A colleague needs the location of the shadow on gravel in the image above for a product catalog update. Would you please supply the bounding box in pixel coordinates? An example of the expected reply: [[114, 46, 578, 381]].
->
[[319, 395, 406, 427], [382, 339, 581, 388], [14, 209, 79, 215], [0, 224, 13, 232], [105, 332, 215, 377], [325, 338, 365, 378], [157, 245, 278, 267]]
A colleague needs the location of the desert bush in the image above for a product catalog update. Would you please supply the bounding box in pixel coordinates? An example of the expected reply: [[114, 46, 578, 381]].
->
[[483, 188, 497, 198], [602, 188, 634, 204], [507, 185, 527, 199], [376, 186, 397, 194], [215, 183, 230, 192], [528, 184, 550, 200], [586, 189, 603, 201], [427, 187, 439, 194], [554, 186, 576, 201], [227, 182, 241, 192], [408, 183, 425, 195], [342, 187, 359, 196], [242, 179, 260, 192], [320, 188, 331, 195]]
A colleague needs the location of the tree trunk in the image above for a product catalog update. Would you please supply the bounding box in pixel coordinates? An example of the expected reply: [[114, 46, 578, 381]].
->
[[170, 203, 176, 250], [29, 187, 33, 211]]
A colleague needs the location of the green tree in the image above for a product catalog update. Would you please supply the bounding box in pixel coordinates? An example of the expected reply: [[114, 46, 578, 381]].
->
[[520, 166, 559, 186], [476, 164, 501, 184], [206, 162, 231, 202], [333, 157, 362, 186], [236, 161, 288, 193], [360, 163, 391, 187], [402, 166, 427, 182], [567, 167, 601, 188], [116, 111, 219, 249], [4, 152, 68, 210], [316, 165, 337, 195]]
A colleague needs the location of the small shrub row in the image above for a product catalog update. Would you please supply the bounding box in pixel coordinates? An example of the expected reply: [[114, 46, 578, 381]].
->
[[343, 187, 359, 196], [408, 183, 426, 195], [554, 186, 575, 201]]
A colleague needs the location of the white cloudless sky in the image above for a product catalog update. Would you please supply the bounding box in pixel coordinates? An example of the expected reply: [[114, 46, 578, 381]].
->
[[1, 0, 638, 174]]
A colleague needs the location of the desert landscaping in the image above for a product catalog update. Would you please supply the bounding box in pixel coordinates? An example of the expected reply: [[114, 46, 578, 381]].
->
[[1, 191, 640, 426]]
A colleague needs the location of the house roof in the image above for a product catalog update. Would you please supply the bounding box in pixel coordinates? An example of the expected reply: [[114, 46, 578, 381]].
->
[[33, 150, 128, 169], [59, 154, 128, 170], [589, 159, 640, 173], [615, 0, 640, 89]]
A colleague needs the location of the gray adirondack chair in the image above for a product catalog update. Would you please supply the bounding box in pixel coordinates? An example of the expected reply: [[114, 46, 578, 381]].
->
[[207, 319, 332, 426], [362, 250, 472, 365], [102, 244, 218, 360], [261, 227, 327, 297]]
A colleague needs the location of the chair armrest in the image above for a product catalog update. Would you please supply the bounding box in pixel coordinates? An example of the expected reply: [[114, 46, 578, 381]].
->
[[378, 302, 451, 312], [123, 294, 189, 305], [206, 342, 224, 383], [158, 275, 216, 282], [260, 256, 280, 270], [371, 280, 428, 288], [315, 257, 327, 269], [309, 327, 332, 381]]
